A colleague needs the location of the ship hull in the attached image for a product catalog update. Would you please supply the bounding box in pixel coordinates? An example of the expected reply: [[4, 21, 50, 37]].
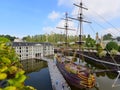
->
[[56, 61, 85, 89]]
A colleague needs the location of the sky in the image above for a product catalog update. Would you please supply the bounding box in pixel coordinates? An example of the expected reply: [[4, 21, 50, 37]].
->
[[0, 0, 120, 39]]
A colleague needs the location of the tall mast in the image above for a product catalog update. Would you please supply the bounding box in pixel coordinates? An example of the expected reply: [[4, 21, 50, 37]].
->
[[79, 0, 83, 46], [69, 0, 91, 51], [57, 12, 75, 49], [65, 12, 69, 47], [68, 0, 91, 63]]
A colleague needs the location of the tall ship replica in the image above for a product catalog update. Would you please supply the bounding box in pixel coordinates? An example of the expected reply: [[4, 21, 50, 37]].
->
[[55, 0, 96, 89]]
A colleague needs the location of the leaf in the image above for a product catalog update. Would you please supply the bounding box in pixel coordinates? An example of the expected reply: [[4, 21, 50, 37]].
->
[[18, 70, 25, 75], [3, 86, 16, 90], [25, 86, 36, 90], [0, 66, 8, 73], [8, 79, 15, 85], [0, 73, 7, 80], [17, 75, 26, 83], [9, 66, 18, 74], [1, 57, 11, 64]]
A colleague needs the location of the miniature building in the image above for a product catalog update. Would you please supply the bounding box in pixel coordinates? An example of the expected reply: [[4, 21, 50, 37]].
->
[[96, 32, 101, 44], [12, 42, 54, 60], [95, 32, 104, 48]]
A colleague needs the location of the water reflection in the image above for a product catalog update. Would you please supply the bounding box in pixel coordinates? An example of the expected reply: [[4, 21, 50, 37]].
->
[[20, 59, 47, 73], [20, 59, 52, 90], [20, 58, 120, 90]]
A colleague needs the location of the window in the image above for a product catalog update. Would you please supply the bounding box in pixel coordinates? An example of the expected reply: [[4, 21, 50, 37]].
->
[[26, 50, 28, 52], [26, 47, 28, 49]]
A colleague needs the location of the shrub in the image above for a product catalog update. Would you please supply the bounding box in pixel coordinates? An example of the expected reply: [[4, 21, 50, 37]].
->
[[96, 44, 103, 56], [110, 49, 118, 56], [99, 50, 107, 58], [105, 41, 118, 52], [0, 37, 35, 90]]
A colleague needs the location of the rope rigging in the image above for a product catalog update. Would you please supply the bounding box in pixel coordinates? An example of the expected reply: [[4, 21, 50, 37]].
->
[[80, 2, 120, 88], [83, 3, 120, 36]]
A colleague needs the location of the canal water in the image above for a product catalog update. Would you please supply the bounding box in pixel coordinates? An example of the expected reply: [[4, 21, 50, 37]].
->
[[20, 59, 52, 90], [20, 59, 120, 90]]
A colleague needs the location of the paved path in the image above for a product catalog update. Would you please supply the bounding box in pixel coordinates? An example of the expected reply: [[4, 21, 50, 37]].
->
[[41, 57, 71, 90]]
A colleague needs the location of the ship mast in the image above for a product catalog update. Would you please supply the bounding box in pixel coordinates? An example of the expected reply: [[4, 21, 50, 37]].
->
[[69, 0, 91, 59], [57, 12, 75, 49]]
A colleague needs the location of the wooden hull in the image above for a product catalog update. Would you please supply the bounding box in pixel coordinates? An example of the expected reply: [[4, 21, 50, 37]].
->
[[56, 60, 95, 89]]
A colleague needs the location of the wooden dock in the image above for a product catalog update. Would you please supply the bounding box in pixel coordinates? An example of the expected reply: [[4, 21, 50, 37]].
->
[[41, 57, 71, 90]]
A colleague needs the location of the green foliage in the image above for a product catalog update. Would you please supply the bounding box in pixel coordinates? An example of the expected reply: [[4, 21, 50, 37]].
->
[[70, 69, 77, 74], [0, 35, 16, 41], [0, 37, 35, 90], [22, 34, 78, 45], [96, 44, 103, 55], [85, 34, 96, 48], [65, 66, 77, 74], [99, 50, 107, 58], [0, 37, 10, 43], [105, 41, 118, 52], [71, 57, 77, 62], [110, 49, 118, 56], [103, 33, 112, 40]]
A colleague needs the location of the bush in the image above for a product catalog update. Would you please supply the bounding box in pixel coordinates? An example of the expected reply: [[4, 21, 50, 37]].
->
[[110, 49, 118, 56], [96, 44, 103, 55], [99, 50, 107, 58], [0, 37, 35, 90], [105, 41, 118, 52]]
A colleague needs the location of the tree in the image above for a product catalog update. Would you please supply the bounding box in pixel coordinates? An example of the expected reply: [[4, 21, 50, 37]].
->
[[103, 33, 112, 40], [0, 35, 16, 41], [85, 34, 96, 48], [105, 41, 119, 52], [0, 37, 35, 90]]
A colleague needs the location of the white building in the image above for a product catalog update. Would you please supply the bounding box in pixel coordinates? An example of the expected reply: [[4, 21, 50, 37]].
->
[[12, 42, 54, 60]]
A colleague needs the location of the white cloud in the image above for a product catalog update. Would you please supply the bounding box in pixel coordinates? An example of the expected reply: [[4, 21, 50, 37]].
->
[[84, 0, 120, 20], [48, 11, 60, 21], [58, 0, 120, 20], [42, 27, 57, 34], [42, 20, 77, 36], [42, 26, 64, 35], [56, 20, 77, 35]]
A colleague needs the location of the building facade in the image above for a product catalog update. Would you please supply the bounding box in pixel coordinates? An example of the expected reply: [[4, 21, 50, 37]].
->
[[12, 42, 54, 60]]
